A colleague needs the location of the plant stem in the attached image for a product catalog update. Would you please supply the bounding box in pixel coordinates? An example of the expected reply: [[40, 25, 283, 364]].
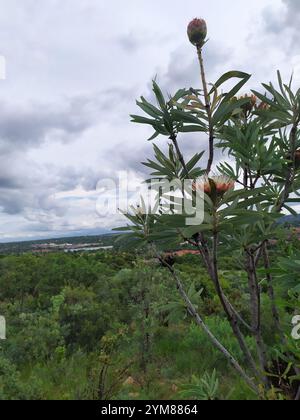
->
[[154, 247, 259, 394], [295, 385, 300, 401], [211, 231, 261, 380], [196, 47, 214, 174], [192, 235, 253, 333], [245, 250, 269, 385], [170, 133, 190, 178], [262, 243, 282, 336]]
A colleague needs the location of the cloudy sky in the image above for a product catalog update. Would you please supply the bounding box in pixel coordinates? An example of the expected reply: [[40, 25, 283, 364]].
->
[[0, 0, 299, 242]]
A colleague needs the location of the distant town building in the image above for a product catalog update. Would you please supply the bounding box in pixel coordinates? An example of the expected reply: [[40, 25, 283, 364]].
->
[[32, 242, 114, 254]]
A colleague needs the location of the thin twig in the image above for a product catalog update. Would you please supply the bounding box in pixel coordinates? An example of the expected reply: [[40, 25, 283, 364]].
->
[[262, 242, 282, 337], [245, 249, 269, 386], [170, 134, 190, 178]]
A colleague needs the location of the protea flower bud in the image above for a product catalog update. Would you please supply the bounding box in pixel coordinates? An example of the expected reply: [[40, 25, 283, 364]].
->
[[187, 18, 207, 47]]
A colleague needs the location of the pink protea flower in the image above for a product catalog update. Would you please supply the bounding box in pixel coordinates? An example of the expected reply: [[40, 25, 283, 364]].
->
[[213, 175, 235, 193], [187, 18, 207, 47], [192, 175, 211, 194], [193, 175, 235, 195]]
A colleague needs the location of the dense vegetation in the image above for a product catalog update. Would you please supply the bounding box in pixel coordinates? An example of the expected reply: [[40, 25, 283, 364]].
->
[[0, 245, 299, 400]]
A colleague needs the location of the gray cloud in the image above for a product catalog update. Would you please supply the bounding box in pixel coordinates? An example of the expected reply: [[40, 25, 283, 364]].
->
[[160, 42, 231, 94], [116, 34, 142, 53], [0, 191, 26, 215], [263, 0, 300, 40], [283, 0, 300, 22], [0, 176, 20, 189], [0, 99, 91, 153], [0, 82, 142, 218]]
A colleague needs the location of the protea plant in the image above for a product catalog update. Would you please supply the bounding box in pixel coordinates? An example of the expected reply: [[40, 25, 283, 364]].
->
[[123, 16, 300, 400]]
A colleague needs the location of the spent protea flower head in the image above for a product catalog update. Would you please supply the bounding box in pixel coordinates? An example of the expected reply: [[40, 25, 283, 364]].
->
[[240, 94, 257, 115], [257, 101, 270, 111], [231, 94, 270, 119], [132, 205, 144, 217], [193, 174, 235, 195], [187, 18, 207, 48]]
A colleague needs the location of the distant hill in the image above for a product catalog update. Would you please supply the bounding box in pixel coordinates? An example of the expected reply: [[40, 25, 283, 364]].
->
[[279, 214, 300, 226], [0, 232, 119, 255]]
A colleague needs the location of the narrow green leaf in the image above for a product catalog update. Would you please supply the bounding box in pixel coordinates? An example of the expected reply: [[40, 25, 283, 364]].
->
[[152, 80, 166, 110], [210, 71, 251, 94]]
